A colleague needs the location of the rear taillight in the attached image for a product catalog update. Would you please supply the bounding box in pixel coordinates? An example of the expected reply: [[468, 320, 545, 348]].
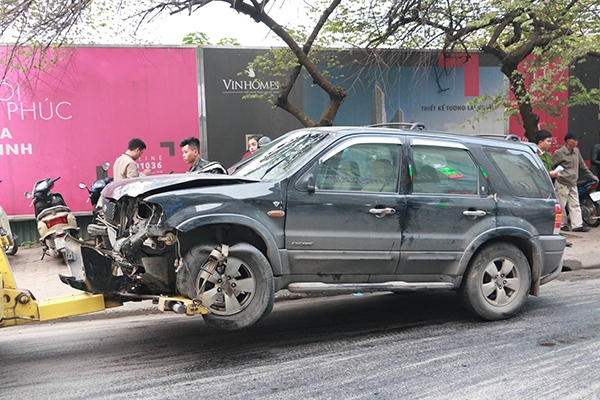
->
[[553, 204, 562, 235], [44, 215, 68, 229]]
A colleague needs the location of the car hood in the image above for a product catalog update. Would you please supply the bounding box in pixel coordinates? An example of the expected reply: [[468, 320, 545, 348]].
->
[[103, 173, 257, 201]]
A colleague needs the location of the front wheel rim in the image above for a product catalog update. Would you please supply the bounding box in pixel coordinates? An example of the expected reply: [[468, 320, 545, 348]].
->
[[195, 256, 256, 316], [480, 257, 521, 306]]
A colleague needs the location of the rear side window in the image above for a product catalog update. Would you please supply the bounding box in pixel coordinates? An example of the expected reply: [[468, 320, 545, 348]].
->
[[411, 145, 478, 195], [484, 147, 552, 198]]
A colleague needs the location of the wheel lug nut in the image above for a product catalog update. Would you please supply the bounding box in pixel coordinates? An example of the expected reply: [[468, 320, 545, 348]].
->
[[217, 288, 222, 292], [231, 283, 236, 288]]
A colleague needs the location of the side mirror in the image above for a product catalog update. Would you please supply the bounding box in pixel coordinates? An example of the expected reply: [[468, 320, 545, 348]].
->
[[307, 176, 315, 193], [102, 162, 110, 172], [295, 170, 316, 193], [78, 183, 87, 190], [24, 191, 32, 199]]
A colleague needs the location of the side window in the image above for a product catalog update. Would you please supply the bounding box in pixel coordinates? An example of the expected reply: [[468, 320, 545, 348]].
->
[[484, 147, 552, 198], [315, 143, 400, 193], [412, 145, 478, 195]]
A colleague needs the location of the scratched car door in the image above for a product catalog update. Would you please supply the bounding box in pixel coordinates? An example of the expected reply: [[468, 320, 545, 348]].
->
[[399, 139, 496, 276], [285, 136, 406, 275]]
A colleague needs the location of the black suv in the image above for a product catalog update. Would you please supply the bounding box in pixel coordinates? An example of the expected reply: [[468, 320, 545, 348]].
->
[[65, 127, 565, 330]]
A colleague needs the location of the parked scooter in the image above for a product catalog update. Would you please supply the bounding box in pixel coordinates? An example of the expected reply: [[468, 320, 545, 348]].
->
[[79, 162, 112, 248], [25, 177, 79, 260], [0, 180, 18, 255], [578, 179, 600, 227], [78, 162, 112, 217]]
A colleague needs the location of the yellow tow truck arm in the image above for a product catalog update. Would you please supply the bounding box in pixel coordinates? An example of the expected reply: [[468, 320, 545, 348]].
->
[[1, 241, 208, 329]]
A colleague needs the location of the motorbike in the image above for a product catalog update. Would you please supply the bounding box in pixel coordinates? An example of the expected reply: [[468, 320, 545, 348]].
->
[[199, 161, 228, 174], [78, 162, 112, 217], [578, 179, 600, 227], [79, 162, 112, 248], [25, 177, 79, 260], [0, 180, 19, 255]]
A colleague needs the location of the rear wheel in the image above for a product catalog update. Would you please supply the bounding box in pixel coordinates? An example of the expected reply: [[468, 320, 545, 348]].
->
[[459, 243, 531, 321], [177, 243, 274, 330], [581, 197, 600, 227]]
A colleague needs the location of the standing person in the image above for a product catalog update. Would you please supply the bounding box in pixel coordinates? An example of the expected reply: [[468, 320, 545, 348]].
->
[[242, 135, 260, 159], [551, 132, 599, 232], [536, 130, 572, 247], [590, 132, 600, 175], [180, 136, 209, 172], [535, 130, 559, 179], [113, 138, 152, 181]]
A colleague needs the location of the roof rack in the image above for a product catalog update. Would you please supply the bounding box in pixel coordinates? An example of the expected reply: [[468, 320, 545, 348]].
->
[[471, 133, 522, 142], [366, 122, 426, 130]]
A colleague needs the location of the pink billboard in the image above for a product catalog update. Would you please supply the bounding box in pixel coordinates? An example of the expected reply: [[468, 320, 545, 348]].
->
[[0, 46, 200, 216]]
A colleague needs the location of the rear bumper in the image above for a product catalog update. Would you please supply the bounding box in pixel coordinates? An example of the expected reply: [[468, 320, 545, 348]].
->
[[538, 235, 566, 284]]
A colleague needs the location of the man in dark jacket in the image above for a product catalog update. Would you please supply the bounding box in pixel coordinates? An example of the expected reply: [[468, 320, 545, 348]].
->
[[552, 132, 599, 232], [180, 137, 209, 173]]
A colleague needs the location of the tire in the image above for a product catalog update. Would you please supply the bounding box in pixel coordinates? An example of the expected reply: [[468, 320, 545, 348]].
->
[[581, 197, 600, 227], [459, 243, 531, 321], [177, 243, 275, 330], [4, 241, 18, 256]]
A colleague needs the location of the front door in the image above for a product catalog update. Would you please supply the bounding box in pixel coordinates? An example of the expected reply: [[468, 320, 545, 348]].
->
[[285, 136, 405, 275]]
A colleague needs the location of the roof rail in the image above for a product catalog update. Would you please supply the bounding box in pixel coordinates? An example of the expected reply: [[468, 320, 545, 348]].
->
[[472, 133, 522, 142], [366, 122, 426, 130]]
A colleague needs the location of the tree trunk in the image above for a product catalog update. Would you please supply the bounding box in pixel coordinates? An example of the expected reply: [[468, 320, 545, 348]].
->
[[502, 65, 539, 142]]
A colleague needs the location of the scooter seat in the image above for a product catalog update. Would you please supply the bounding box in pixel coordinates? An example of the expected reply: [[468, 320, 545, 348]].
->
[[37, 205, 72, 220]]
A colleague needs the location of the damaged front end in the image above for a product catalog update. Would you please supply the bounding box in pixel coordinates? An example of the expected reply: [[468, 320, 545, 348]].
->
[[63, 196, 180, 300]]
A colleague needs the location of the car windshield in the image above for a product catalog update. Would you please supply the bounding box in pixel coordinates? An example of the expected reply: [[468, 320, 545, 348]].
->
[[229, 130, 331, 180]]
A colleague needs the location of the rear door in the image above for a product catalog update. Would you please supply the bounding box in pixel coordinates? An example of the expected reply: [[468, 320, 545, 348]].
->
[[285, 135, 405, 275], [400, 138, 496, 276]]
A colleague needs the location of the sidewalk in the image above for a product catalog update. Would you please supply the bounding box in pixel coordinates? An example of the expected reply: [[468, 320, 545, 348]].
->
[[561, 228, 600, 270], [4, 229, 600, 320]]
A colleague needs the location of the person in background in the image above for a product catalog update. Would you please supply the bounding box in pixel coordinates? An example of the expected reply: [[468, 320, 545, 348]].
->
[[552, 132, 599, 233], [242, 135, 260, 159], [180, 137, 210, 173], [258, 136, 272, 148], [590, 131, 600, 176], [113, 138, 152, 181], [536, 130, 572, 247], [535, 130, 558, 179]]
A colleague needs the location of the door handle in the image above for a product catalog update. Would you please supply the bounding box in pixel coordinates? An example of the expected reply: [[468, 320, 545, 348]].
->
[[369, 207, 396, 216], [463, 210, 487, 218]]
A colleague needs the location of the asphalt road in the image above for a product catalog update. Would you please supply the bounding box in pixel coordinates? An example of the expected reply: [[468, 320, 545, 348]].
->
[[1, 269, 600, 400]]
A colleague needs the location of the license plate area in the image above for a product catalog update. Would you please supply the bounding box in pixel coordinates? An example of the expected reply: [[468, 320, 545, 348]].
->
[[55, 236, 66, 250], [590, 191, 600, 202]]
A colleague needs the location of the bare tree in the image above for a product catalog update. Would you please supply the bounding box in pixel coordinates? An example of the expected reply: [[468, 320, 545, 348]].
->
[[322, 0, 600, 141], [0, 0, 350, 127]]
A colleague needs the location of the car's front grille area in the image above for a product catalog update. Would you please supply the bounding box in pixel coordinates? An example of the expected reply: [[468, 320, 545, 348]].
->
[[103, 200, 118, 224]]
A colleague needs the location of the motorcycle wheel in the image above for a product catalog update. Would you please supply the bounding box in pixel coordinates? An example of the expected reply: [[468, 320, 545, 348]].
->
[[581, 197, 600, 227], [4, 242, 18, 255]]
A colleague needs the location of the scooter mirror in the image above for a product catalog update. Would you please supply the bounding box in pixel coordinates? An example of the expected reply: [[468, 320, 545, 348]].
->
[[78, 183, 87, 190], [24, 191, 32, 199], [102, 162, 110, 172]]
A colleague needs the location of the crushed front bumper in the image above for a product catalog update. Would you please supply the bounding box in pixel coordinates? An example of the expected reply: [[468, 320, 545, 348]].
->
[[62, 234, 129, 294], [61, 234, 209, 315]]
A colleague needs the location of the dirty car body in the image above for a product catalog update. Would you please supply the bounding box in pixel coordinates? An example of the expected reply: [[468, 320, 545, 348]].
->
[[64, 127, 565, 330]]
